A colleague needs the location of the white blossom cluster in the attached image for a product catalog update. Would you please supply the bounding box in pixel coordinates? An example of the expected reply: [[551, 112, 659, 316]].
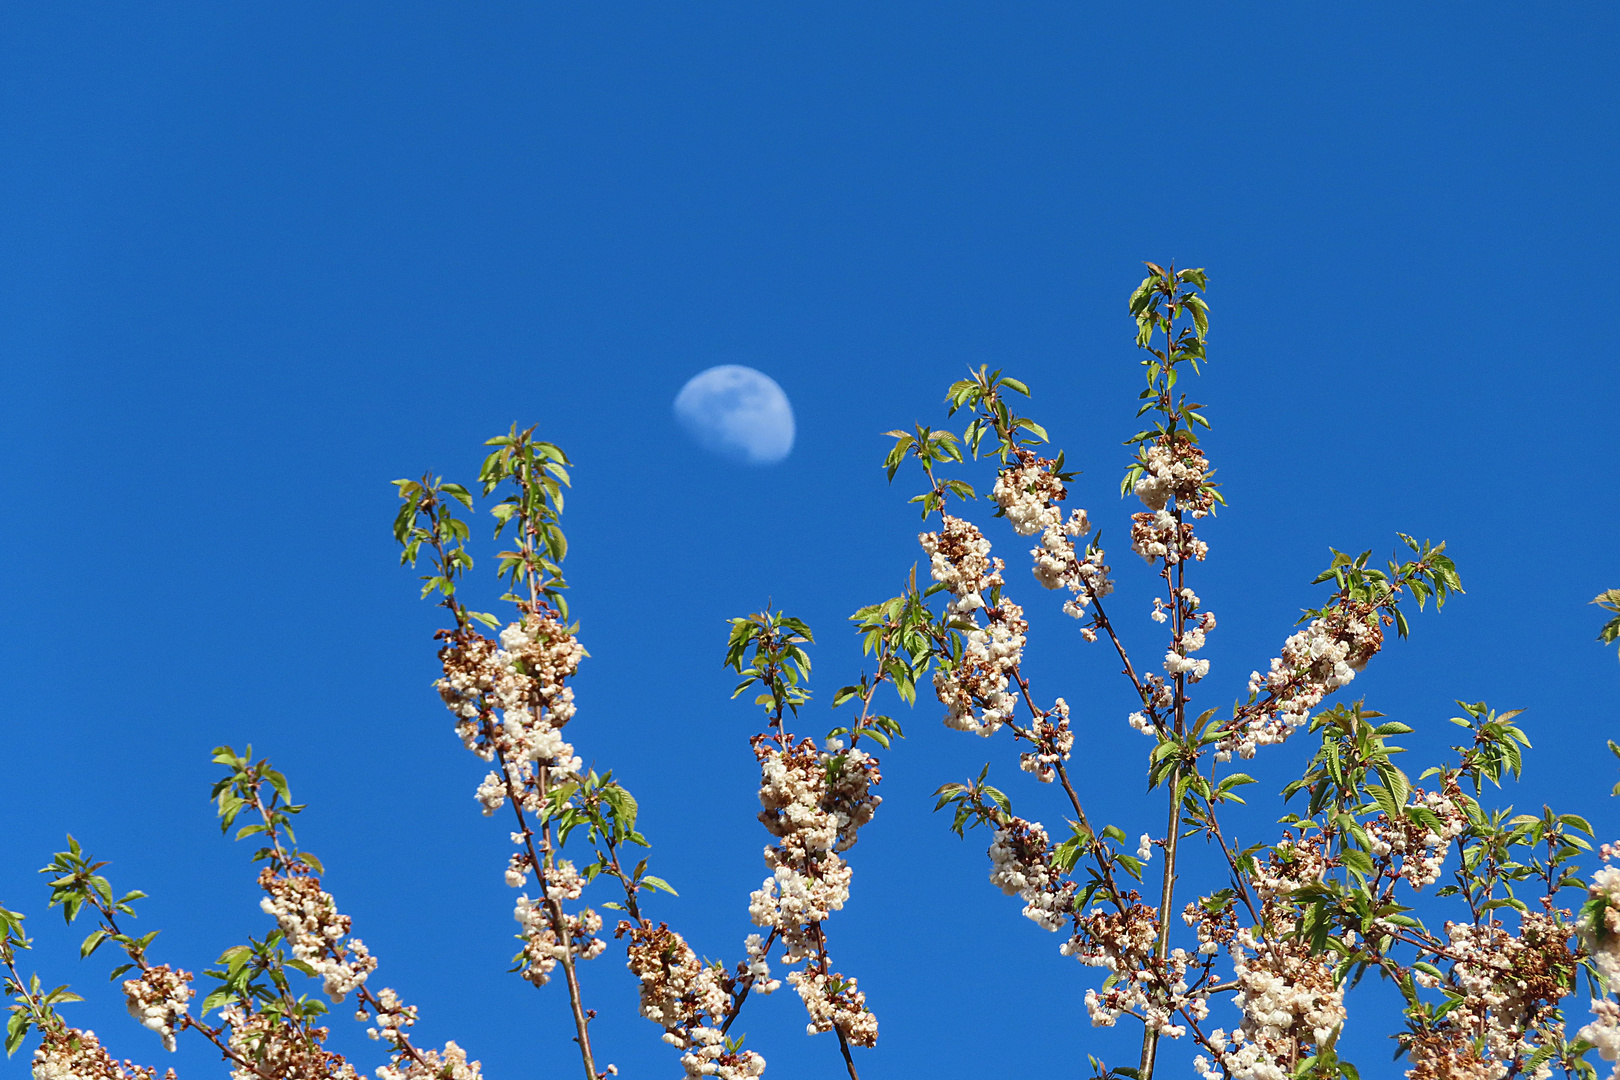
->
[[993, 455, 1069, 535], [1221, 606, 1383, 760], [748, 741, 869, 941], [433, 632, 499, 747], [1365, 786, 1468, 890], [363, 986, 417, 1044], [984, 816, 1075, 932], [433, 613, 608, 992], [1580, 999, 1620, 1080], [1128, 441, 1213, 564], [920, 517, 1020, 735], [622, 922, 767, 1079], [744, 733, 882, 1048], [986, 817, 1074, 931], [1401, 1030, 1512, 1080], [1129, 508, 1209, 565], [787, 969, 878, 1048], [1033, 522, 1113, 625], [741, 933, 781, 998], [514, 868, 606, 989], [358, 982, 476, 1080], [374, 1041, 484, 1080], [1195, 925, 1347, 1080], [1581, 848, 1620, 1079], [1184, 898, 1236, 960], [983, 815, 1210, 1041], [1132, 439, 1214, 517], [120, 965, 192, 1053], [434, 611, 586, 819], [1017, 698, 1073, 783], [254, 825, 480, 1079], [1068, 904, 1199, 1039], [494, 614, 583, 725], [478, 615, 587, 815], [31, 1028, 174, 1080], [356, 980, 482, 1080], [504, 849, 531, 888], [258, 866, 378, 1002], [218, 1003, 360, 1080], [626, 927, 726, 1038], [677, 1027, 766, 1080], [919, 514, 1000, 614], [933, 599, 1028, 737], [747, 742, 862, 948], [1438, 913, 1572, 1077], [544, 859, 585, 905], [1249, 833, 1330, 902], [1580, 860, 1620, 982], [993, 454, 1114, 621], [1163, 595, 1216, 684]]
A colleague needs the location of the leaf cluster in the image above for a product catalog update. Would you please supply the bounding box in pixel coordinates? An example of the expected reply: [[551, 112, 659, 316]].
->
[[211, 746, 321, 874], [3, 904, 84, 1058], [481, 426, 572, 612], [725, 609, 815, 719], [392, 474, 476, 606], [828, 570, 941, 748], [1305, 538, 1462, 639], [1593, 590, 1620, 662], [39, 839, 153, 972], [1120, 264, 1214, 497], [394, 425, 574, 624], [932, 765, 1012, 837], [944, 366, 1049, 463], [202, 932, 329, 1026], [883, 424, 973, 517]]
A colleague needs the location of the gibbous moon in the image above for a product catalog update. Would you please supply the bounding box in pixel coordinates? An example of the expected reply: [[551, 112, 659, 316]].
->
[[673, 365, 796, 465]]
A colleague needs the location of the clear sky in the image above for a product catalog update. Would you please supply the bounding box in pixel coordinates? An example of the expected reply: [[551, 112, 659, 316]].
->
[[2, 5, 1618, 1078]]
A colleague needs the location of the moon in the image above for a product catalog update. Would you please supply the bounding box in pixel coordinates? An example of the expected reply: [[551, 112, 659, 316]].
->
[[673, 365, 796, 465]]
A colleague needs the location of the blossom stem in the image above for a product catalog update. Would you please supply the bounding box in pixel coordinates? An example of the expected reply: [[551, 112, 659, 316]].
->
[[245, 782, 438, 1072], [503, 458, 604, 1080], [1139, 760, 1183, 1080], [1010, 664, 1091, 836], [1140, 313, 1190, 1080], [1203, 790, 1261, 926], [808, 921, 861, 1080], [86, 894, 272, 1078], [719, 927, 779, 1036], [603, 839, 648, 926], [835, 1026, 861, 1080], [536, 748, 598, 1080], [1006, 663, 1142, 918], [1088, 593, 1162, 727]]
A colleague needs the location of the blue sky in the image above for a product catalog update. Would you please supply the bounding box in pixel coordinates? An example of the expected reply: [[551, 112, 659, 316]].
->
[[2, 4, 1618, 1078]]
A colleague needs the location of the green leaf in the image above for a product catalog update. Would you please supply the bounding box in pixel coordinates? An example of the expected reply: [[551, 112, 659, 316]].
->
[[1367, 784, 1401, 821], [6, 1011, 30, 1056], [199, 987, 233, 1015], [640, 875, 679, 897], [1339, 848, 1374, 879], [79, 929, 107, 959]]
